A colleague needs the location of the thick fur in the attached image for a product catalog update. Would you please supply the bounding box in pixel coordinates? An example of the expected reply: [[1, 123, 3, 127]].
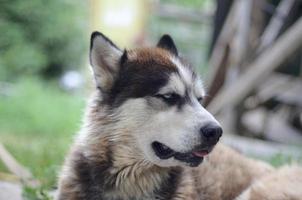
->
[[57, 32, 302, 200], [236, 165, 302, 200]]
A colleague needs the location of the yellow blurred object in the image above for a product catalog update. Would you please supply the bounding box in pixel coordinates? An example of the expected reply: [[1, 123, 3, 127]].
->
[[90, 0, 148, 47]]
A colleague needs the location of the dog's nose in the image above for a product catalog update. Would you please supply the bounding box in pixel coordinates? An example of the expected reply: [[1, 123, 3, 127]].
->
[[200, 124, 223, 141]]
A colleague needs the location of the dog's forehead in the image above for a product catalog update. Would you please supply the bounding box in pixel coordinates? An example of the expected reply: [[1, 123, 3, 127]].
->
[[127, 48, 176, 68], [126, 48, 197, 84]]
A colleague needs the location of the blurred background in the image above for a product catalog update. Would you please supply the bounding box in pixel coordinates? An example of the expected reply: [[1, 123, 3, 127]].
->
[[0, 0, 301, 199]]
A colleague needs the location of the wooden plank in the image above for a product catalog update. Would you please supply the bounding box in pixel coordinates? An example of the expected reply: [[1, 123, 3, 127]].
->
[[207, 17, 302, 114], [204, 1, 238, 106], [0, 143, 32, 180], [256, 73, 302, 106], [222, 134, 302, 160], [258, 0, 295, 53], [231, 0, 252, 69], [242, 108, 302, 145], [209, 0, 233, 55], [0, 143, 39, 187], [0, 172, 20, 183]]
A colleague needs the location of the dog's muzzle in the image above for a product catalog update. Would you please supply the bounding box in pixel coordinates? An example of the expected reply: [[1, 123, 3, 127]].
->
[[152, 124, 222, 167]]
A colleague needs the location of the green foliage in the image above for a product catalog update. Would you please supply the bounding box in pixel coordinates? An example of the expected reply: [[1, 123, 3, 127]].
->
[[268, 153, 302, 167], [0, 0, 87, 80], [0, 78, 85, 188], [161, 0, 212, 8], [23, 186, 52, 200]]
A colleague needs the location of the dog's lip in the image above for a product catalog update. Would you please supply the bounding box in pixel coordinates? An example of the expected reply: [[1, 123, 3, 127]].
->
[[192, 150, 209, 158], [152, 141, 212, 160], [152, 141, 175, 159]]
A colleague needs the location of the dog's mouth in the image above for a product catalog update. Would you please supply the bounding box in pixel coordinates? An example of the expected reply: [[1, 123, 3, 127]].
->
[[151, 141, 213, 167]]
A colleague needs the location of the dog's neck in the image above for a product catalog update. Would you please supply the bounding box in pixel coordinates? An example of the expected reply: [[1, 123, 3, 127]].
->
[[80, 131, 184, 199], [107, 135, 177, 199]]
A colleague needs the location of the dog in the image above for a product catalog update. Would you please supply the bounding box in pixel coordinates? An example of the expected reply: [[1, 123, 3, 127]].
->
[[57, 32, 301, 200]]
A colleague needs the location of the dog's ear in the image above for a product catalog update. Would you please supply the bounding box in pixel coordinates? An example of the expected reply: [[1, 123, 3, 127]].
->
[[90, 31, 123, 92], [157, 34, 178, 56]]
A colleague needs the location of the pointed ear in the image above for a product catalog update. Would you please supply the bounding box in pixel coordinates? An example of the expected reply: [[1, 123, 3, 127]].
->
[[157, 34, 178, 56], [89, 32, 123, 92]]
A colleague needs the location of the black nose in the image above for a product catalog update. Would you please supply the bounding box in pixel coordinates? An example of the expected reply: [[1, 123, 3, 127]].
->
[[200, 124, 223, 141]]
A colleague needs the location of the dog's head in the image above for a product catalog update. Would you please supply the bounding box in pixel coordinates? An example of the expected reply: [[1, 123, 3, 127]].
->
[[89, 32, 222, 167]]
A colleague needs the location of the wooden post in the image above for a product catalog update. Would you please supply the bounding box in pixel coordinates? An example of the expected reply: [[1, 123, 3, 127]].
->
[[0, 143, 39, 187], [258, 0, 295, 53], [207, 17, 302, 114], [232, 0, 252, 70], [204, 1, 238, 106]]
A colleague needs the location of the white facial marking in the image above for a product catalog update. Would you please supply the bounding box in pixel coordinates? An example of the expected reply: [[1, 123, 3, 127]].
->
[[158, 73, 185, 96], [170, 56, 192, 86], [194, 77, 206, 98], [169, 56, 206, 98]]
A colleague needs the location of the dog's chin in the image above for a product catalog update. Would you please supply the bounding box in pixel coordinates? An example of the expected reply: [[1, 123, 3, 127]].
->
[[151, 141, 213, 167]]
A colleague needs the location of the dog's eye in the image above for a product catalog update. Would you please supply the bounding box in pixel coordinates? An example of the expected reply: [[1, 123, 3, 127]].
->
[[155, 93, 181, 105], [197, 97, 203, 104]]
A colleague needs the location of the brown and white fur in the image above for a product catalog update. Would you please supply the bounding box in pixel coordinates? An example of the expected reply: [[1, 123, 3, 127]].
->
[[236, 165, 302, 200], [57, 32, 302, 200]]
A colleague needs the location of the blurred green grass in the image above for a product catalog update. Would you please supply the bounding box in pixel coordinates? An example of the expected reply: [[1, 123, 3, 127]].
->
[[266, 153, 302, 167], [0, 77, 85, 189]]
